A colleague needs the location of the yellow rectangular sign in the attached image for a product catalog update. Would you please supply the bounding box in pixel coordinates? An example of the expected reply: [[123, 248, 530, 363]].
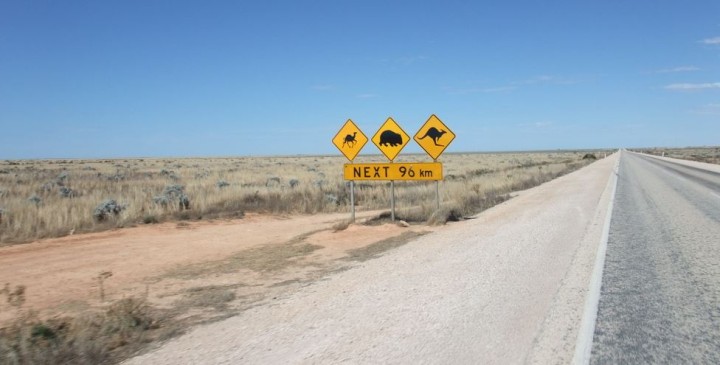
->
[[344, 162, 443, 181]]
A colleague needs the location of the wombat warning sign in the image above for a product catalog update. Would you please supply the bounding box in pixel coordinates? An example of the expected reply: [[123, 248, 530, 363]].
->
[[371, 117, 410, 161]]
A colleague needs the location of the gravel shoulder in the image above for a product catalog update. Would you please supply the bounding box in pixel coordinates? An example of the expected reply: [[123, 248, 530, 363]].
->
[[126, 154, 619, 364]]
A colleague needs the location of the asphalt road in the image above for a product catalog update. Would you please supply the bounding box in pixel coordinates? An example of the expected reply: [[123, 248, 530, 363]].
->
[[591, 152, 720, 363]]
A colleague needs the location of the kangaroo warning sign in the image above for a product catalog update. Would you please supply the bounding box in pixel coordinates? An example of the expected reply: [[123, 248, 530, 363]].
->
[[371, 117, 410, 161], [332, 119, 368, 161], [414, 114, 455, 160]]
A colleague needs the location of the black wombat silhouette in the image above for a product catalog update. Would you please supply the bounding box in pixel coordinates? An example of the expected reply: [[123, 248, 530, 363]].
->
[[379, 130, 403, 147], [418, 127, 447, 146]]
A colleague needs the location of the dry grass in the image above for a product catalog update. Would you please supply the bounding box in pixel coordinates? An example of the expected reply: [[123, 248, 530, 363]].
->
[[0, 297, 166, 365], [343, 231, 427, 262], [163, 234, 324, 280], [0, 230, 327, 364], [174, 284, 245, 311], [635, 146, 720, 165], [0, 151, 606, 244]]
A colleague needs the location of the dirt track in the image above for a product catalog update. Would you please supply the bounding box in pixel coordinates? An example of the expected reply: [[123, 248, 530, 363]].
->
[[0, 210, 432, 324]]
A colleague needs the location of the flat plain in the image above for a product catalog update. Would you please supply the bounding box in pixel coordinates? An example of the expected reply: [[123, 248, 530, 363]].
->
[[0, 151, 600, 244]]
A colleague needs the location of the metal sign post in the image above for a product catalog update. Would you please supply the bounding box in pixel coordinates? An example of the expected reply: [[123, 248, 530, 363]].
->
[[332, 119, 368, 223], [436, 181, 440, 210], [350, 181, 355, 222], [390, 181, 395, 221], [435, 159, 440, 209], [371, 117, 410, 222], [414, 115, 455, 213]]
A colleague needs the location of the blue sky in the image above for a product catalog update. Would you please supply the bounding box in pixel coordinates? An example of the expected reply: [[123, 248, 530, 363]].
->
[[1, 1, 718, 159]]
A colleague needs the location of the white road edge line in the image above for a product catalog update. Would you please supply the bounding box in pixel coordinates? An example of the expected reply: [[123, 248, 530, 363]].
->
[[711, 192, 720, 200], [572, 150, 621, 365]]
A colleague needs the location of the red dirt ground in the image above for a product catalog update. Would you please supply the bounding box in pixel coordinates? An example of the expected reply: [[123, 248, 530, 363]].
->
[[0, 211, 436, 324]]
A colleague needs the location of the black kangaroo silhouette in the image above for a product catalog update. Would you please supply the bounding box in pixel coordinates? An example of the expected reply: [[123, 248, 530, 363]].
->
[[418, 127, 447, 146]]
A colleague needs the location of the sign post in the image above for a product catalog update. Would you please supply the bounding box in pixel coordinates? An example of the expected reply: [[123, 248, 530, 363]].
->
[[391, 181, 395, 221], [436, 178, 440, 210], [414, 114, 456, 210], [332, 119, 368, 222], [350, 181, 355, 221], [371, 117, 410, 221]]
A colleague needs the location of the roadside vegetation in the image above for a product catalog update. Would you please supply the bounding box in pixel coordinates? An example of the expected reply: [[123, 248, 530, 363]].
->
[[0, 151, 607, 244], [0, 293, 169, 364], [636, 146, 720, 165]]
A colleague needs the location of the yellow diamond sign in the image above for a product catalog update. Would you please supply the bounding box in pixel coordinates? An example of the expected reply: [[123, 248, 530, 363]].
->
[[414, 114, 455, 160], [372, 117, 410, 161], [332, 119, 368, 161]]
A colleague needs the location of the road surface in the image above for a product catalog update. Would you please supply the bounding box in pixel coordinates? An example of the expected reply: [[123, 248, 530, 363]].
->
[[127, 155, 619, 364], [590, 152, 720, 363]]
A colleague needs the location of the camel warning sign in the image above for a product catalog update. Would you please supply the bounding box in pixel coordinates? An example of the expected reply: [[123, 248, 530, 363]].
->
[[332, 119, 368, 161], [371, 117, 410, 161], [414, 114, 455, 160]]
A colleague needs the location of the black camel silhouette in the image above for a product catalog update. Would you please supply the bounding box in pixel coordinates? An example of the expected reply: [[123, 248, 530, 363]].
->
[[343, 132, 357, 148]]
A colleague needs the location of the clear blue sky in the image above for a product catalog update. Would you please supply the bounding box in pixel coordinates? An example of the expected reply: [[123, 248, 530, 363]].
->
[[1, 1, 718, 159]]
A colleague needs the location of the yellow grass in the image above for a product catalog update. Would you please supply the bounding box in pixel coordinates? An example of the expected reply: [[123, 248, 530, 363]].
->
[[635, 146, 720, 165], [0, 151, 605, 244]]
